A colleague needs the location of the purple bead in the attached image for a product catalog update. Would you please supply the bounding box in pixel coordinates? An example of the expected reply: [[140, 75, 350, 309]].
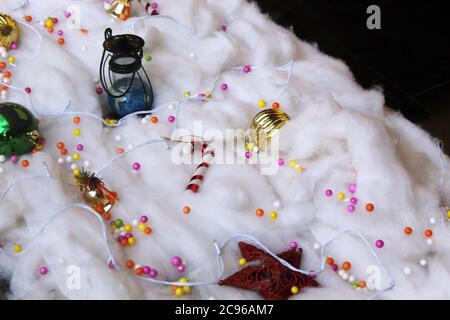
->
[[277, 158, 285, 166], [289, 241, 298, 250], [125, 232, 133, 239], [171, 256, 182, 267], [11, 42, 18, 50], [308, 271, 317, 279], [168, 115, 175, 123], [57, 30, 64, 36], [132, 162, 141, 171], [331, 263, 338, 271], [245, 151, 252, 159], [375, 240, 384, 248], [243, 65, 252, 73], [220, 24, 227, 32], [220, 83, 228, 91], [95, 87, 103, 95], [108, 260, 116, 269], [39, 266, 48, 275], [348, 183, 357, 193], [117, 235, 125, 242], [11, 155, 19, 163], [140, 215, 148, 223], [177, 265, 185, 273], [347, 204, 356, 213], [149, 269, 158, 278], [325, 189, 333, 197], [143, 266, 151, 274], [64, 11, 72, 18], [350, 197, 358, 205], [76, 144, 84, 151], [151, 2, 158, 9]]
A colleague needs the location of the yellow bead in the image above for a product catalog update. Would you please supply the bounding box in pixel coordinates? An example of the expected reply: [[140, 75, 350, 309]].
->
[[257, 100, 266, 108], [289, 160, 297, 168], [295, 165, 303, 172], [337, 192, 346, 201], [447, 210, 450, 219], [239, 258, 247, 266], [205, 91, 212, 99], [123, 225, 132, 232], [179, 277, 188, 283], [8, 57, 15, 63], [246, 143, 254, 151], [13, 245, 22, 253], [138, 223, 146, 232], [290, 286, 300, 294], [45, 20, 54, 28], [72, 153, 80, 160], [73, 128, 81, 136], [269, 211, 278, 219], [127, 237, 136, 245], [174, 287, 184, 297], [182, 286, 191, 294], [107, 119, 117, 125], [183, 91, 190, 98], [73, 169, 80, 176]]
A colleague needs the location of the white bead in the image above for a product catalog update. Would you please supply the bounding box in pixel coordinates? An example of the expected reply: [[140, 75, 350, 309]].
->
[[58, 258, 65, 264], [273, 200, 281, 209], [168, 104, 175, 110], [189, 52, 196, 59], [66, 156, 72, 162], [0, 154, 5, 163], [313, 242, 321, 250], [57, 157, 65, 164], [141, 117, 148, 124], [419, 259, 427, 266], [134, 264, 141, 270], [342, 273, 349, 281], [429, 217, 436, 225], [348, 275, 355, 282], [132, 219, 138, 226], [403, 266, 412, 275], [338, 269, 345, 277], [83, 160, 91, 168], [115, 135, 122, 142], [70, 163, 78, 170], [39, 20, 45, 27], [81, 45, 87, 51], [93, 77, 99, 83], [1, 51, 8, 58], [0, 47, 6, 53], [127, 144, 135, 150], [427, 239, 434, 246], [252, 146, 259, 152], [2, 77, 10, 84], [0, 166, 4, 174]]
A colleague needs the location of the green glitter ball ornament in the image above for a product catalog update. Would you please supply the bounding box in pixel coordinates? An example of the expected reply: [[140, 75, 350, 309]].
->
[[0, 102, 40, 157]]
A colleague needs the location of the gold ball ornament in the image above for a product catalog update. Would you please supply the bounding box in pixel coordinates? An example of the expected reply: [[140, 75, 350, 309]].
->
[[106, 0, 132, 21], [247, 108, 290, 150], [0, 13, 19, 49]]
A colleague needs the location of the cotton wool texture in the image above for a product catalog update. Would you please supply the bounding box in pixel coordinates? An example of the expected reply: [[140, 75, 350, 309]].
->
[[0, 0, 449, 300]]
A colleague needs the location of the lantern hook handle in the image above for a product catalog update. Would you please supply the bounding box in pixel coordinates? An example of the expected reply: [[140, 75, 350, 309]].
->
[[105, 28, 113, 40]]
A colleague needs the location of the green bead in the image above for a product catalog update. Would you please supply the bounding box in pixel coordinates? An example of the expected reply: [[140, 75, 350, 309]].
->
[[144, 55, 152, 62], [114, 219, 123, 228], [352, 282, 359, 289], [0, 102, 40, 157]]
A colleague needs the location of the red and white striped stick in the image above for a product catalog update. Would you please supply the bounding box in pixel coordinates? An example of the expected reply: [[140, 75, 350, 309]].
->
[[185, 140, 215, 193]]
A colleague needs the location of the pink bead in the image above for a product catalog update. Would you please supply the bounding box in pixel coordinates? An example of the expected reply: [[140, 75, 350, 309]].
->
[[350, 197, 358, 205], [52, 18, 58, 24], [245, 151, 252, 159], [198, 93, 206, 98], [348, 183, 357, 193], [143, 266, 151, 274], [132, 162, 141, 171], [39, 266, 48, 275], [220, 25, 227, 32], [243, 65, 252, 73], [11, 155, 18, 163], [64, 11, 72, 18], [108, 260, 116, 269], [140, 215, 148, 223], [25, 87, 31, 94], [125, 233, 133, 239], [347, 204, 356, 213], [76, 144, 84, 151], [375, 240, 384, 248], [289, 241, 298, 250], [331, 263, 338, 271], [177, 265, 185, 273], [277, 158, 285, 166], [95, 87, 103, 95], [168, 115, 175, 123], [57, 30, 64, 36], [151, 2, 158, 9], [171, 256, 182, 266], [308, 271, 317, 279], [220, 83, 228, 91], [11, 42, 18, 50], [325, 189, 333, 197], [149, 269, 158, 277]]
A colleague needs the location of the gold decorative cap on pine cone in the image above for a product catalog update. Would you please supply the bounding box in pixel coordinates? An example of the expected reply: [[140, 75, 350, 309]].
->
[[249, 108, 290, 150], [0, 13, 19, 49]]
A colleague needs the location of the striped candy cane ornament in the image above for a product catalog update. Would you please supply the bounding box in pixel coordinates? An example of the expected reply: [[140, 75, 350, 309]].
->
[[185, 139, 215, 193]]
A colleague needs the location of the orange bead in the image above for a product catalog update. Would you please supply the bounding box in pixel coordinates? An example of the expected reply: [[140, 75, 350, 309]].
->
[[144, 227, 152, 235], [4, 71, 11, 78], [404, 227, 413, 235], [48, 27, 54, 33], [150, 116, 158, 123], [56, 142, 64, 149], [0, 85, 7, 91], [120, 238, 128, 246], [359, 281, 366, 288], [0, 62, 6, 69], [424, 229, 433, 238], [58, 37, 65, 45], [73, 116, 80, 124], [117, 148, 124, 154], [327, 257, 334, 265], [135, 267, 144, 276], [365, 203, 375, 212], [182, 206, 191, 214], [256, 208, 264, 217], [119, 13, 127, 20], [21, 160, 30, 168], [125, 260, 134, 269], [60, 148, 68, 155], [342, 261, 351, 271], [272, 102, 280, 109], [25, 15, 33, 22], [103, 212, 111, 220]]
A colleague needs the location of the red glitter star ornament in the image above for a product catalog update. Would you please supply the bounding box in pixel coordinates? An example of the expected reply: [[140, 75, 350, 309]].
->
[[219, 242, 319, 300]]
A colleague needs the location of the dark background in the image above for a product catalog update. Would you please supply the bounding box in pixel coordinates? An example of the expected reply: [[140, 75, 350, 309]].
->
[[252, 0, 450, 152]]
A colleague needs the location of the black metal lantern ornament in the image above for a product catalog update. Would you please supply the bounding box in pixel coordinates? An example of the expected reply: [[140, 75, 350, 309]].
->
[[100, 28, 154, 119]]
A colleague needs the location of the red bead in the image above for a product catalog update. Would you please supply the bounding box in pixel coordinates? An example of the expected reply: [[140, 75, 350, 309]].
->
[[404, 227, 413, 235], [424, 229, 433, 238], [21, 160, 30, 168], [365, 203, 375, 212]]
